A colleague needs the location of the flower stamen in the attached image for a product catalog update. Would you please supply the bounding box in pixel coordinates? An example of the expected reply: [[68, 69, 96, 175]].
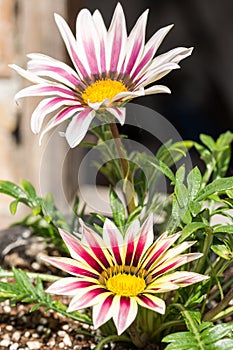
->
[[106, 273, 146, 297], [82, 78, 128, 104]]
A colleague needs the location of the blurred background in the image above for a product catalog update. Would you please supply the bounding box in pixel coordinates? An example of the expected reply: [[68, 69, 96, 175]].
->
[[0, 0, 233, 227]]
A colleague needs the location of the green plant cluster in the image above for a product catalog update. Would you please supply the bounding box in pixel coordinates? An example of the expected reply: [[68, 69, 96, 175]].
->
[[1, 131, 233, 349]]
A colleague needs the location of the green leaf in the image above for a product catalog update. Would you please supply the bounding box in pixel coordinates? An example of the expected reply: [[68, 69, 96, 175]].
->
[[189, 201, 202, 216], [205, 339, 233, 350], [109, 186, 125, 232], [211, 245, 232, 260], [200, 134, 216, 151], [175, 183, 189, 208], [201, 324, 233, 344], [20, 179, 37, 199], [179, 222, 208, 242], [196, 177, 233, 201], [9, 199, 20, 215], [213, 225, 233, 234], [0, 180, 27, 199], [216, 131, 233, 150], [148, 160, 175, 183], [175, 165, 186, 185], [187, 167, 202, 200], [163, 310, 233, 350]]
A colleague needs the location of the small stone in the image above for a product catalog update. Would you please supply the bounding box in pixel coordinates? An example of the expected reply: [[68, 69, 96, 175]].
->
[[3, 334, 10, 340], [62, 324, 69, 331], [36, 325, 44, 333], [10, 344, 19, 350], [6, 325, 13, 331], [31, 333, 39, 339], [47, 340, 55, 347], [3, 305, 11, 313], [24, 331, 30, 338], [31, 262, 40, 270], [0, 339, 11, 347], [63, 333, 72, 347], [39, 317, 47, 325], [26, 341, 41, 350], [58, 330, 66, 337], [58, 342, 65, 349], [12, 332, 21, 342]]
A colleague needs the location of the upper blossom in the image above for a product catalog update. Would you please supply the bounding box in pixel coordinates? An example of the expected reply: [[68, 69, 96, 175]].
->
[[10, 3, 193, 148]]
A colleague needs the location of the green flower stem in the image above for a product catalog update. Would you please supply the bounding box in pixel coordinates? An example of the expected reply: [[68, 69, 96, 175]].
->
[[94, 334, 131, 350], [208, 275, 233, 303], [210, 305, 233, 322], [109, 122, 136, 214], [0, 269, 61, 282], [194, 228, 213, 274], [128, 322, 148, 347], [151, 320, 184, 338], [203, 286, 233, 321]]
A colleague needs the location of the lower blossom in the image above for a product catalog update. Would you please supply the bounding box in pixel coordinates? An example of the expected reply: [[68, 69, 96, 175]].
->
[[42, 215, 208, 335]]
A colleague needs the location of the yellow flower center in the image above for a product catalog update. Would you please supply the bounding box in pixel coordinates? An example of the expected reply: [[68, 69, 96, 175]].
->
[[106, 273, 146, 297], [82, 79, 128, 104]]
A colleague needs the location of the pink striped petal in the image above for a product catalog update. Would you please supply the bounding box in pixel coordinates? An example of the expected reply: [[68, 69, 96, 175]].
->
[[135, 62, 180, 88], [92, 293, 114, 329], [105, 107, 126, 125], [93, 10, 107, 73], [81, 223, 113, 268], [31, 97, 79, 133], [113, 296, 138, 335], [39, 105, 83, 145], [67, 286, 108, 311], [65, 108, 96, 148], [103, 219, 124, 265], [154, 271, 209, 287], [46, 277, 96, 295], [41, 256, 99, 279], [151, 240, 196, 268], [145, 281, 179, 293], [151, 253, 203, 279], [76, 9, 100, 75], [27, 60, 80, 88], [149, 47, 193, 71], [15, 83, 76, 100], [106, 3, 127, 73], [136, 294, 165, 314], [54, 13, 89, 78], [131, 24, 174, 80], [121, 10, 148, 75], [141, 232, 180, 271], [124, 219, 140, 265], [132, 214, 154, 266], [59, 229, 103, 273]]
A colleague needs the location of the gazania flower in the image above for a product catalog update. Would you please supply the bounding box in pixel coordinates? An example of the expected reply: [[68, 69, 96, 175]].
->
[[42, 215, 208, 335], [10, 3, 192, 148]]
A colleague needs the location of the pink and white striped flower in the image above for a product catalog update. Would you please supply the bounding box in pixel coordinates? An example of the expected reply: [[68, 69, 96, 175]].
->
[[10, 3, 192, 148], [42, 215, 208, 335]]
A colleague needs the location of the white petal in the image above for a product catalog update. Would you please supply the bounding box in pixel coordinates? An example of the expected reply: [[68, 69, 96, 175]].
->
[[106, 107, 126, 125], [65, 108, 96, 148], [144, 85, 171, 95], [106, 3, 127, 73], [112, 296, 138, 335], [39, 105, 83, 145], [9, 64, 46, 84]]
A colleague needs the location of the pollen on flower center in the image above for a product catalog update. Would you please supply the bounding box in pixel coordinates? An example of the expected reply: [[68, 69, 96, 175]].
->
[[106, 273, 146, 297], [82, 79, 128, 104]]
